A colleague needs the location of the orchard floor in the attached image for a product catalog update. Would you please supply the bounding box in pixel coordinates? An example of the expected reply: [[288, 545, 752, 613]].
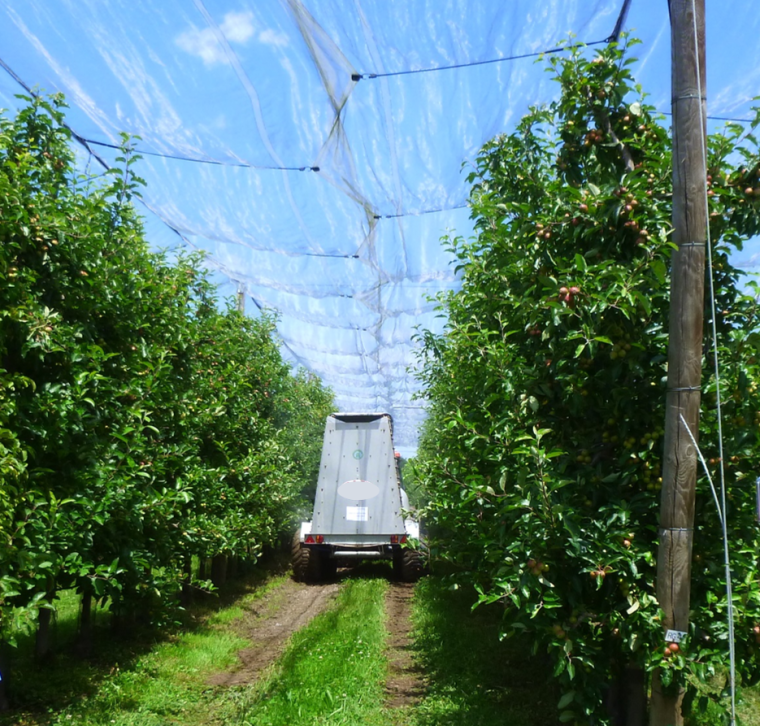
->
[[205, 576, 342, 689], [1, 562, 755, 726]]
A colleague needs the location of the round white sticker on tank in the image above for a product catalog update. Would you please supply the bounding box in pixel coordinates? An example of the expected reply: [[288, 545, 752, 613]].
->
[[338, 479, 380, 501]]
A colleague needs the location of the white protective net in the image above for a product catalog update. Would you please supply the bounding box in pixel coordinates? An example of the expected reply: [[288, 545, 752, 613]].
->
[[1, 0, 758, 454]]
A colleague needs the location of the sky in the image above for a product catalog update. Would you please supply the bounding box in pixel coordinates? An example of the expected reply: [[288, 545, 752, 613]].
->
[[1, 0, 758, 455]]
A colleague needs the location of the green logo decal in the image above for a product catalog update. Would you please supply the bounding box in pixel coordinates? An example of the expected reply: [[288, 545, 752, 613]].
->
[[352, 449, 363, 460]]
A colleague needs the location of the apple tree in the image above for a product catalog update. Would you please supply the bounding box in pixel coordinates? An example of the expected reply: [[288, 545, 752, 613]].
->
[[0, 93, 333, 670], [415, 37, 760, 724]]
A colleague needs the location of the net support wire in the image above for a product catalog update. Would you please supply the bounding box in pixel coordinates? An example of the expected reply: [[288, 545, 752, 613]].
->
[[689, 0, 736, 721], [349, 0, 633, 81], [678, 413, 736, 723]]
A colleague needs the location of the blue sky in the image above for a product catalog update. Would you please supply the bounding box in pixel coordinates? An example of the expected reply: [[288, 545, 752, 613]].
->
[[1, 0, 758, 454]]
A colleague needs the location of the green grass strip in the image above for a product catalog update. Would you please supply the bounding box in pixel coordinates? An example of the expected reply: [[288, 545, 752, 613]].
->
[[405, 578, 760, 726], [228, 577, 390, 726], [11, 575, 289, 726], [407, 576, 561, 726]]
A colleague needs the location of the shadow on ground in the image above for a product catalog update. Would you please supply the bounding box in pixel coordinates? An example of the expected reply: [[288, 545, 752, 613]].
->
[[409, 576, 562, 726], [0, 552, 289, 724]]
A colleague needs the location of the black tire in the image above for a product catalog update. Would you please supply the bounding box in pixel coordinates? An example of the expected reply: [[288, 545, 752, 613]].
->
[[291, 532, 321, 583], [392, 550, 404, 580], [401, 549, 425, 582], [321, 553, 338, 580]]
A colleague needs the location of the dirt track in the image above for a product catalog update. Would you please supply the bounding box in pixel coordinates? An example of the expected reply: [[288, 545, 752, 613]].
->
[[207, 578, 341, 687], [384, 582, 424, 709], [208, 572, 424, 711]]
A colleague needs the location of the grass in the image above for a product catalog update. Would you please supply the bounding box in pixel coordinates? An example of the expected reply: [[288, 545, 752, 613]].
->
[[7, 562, 756, 726], [686, 674, 760, 726], [221, 571, 390, 726], [405, 576, 760, 726], [405, 576, 561, 726], [1, 570, 289, 726], [738, 687, 760, 724]]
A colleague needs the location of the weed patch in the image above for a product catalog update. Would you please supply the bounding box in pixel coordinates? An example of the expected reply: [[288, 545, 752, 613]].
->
[[226, 576, 389, 726]]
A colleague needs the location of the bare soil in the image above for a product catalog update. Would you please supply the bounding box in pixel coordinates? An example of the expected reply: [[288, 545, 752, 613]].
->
[[384, 582, 424, 709], [208, 572, 425, 713], [207, 578, 340, 687]]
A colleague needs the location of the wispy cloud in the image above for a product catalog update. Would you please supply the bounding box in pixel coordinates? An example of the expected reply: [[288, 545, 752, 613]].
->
[[259, 28, 289, 47], [176, 10, 255, 65], [5, 5, 115, 135]]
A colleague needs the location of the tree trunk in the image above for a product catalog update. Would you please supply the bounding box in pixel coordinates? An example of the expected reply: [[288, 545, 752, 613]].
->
[[76, 588, 93, 657], [181, 556, 193, 605], [624, 666, 647, 726], [35, 607, 53, 662], [227, 555, 238, 580], [111, 601, 136, 636], [35, 582, 56, 662], [211, 554, 228, 588], [607, 665, 647, 726], [0, 640, 9, 711]]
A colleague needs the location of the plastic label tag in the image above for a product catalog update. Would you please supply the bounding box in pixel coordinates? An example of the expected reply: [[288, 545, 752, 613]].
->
[[347, 506, 368, 521], [665, 629, 687, 643]]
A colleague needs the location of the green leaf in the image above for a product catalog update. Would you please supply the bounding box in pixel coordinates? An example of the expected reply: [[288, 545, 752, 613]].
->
[[558, 691, 575, 709], [648, 259, 667, 288]]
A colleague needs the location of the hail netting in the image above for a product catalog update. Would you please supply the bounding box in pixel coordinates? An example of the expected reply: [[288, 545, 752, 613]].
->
[[2, 0, 759, 452]]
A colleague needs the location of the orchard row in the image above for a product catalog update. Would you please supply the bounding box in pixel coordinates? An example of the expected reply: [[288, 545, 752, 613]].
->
[[413, 37, 760, 725], [0, 96, 333, 656]]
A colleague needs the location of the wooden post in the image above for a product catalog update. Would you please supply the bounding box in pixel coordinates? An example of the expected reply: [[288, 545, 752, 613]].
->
[[650, 0, 707, 724]]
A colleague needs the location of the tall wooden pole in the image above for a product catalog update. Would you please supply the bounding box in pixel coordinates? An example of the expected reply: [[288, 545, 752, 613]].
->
[[650, 1, 707, 724]]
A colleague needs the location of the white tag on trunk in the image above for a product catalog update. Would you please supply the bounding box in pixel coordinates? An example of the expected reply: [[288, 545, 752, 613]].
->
[[665, 629, 687, 643]]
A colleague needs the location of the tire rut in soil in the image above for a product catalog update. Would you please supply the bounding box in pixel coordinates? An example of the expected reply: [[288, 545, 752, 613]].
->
[[207, 578, 341, 688], [384, 581, 424, 709]]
